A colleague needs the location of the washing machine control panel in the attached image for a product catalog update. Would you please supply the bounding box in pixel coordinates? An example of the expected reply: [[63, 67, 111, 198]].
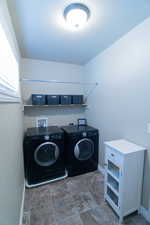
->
[[51, 134, 62, 140], [82, 132, 87, 137], [88, 131, 98, 137], [43, 134, 62, 141], [44, 135, 50, 141]]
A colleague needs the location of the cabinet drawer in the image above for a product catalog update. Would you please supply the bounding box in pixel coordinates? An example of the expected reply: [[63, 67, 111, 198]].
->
[[106, 146, 123, 167]]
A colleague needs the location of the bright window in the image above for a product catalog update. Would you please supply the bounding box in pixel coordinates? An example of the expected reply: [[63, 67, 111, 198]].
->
[[0, 22, 20, 102]]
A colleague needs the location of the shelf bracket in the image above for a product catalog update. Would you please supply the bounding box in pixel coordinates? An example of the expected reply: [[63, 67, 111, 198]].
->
[[84, 82, 98, 103]]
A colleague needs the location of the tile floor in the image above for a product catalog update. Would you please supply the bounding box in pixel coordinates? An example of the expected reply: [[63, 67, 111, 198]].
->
[[23, 171, 149, 225]]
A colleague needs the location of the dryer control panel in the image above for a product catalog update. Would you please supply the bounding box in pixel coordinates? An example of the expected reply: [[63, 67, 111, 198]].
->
[[82, 132, 87, 137], [88, 131, 98, 137], [44, 135, 50, 141]]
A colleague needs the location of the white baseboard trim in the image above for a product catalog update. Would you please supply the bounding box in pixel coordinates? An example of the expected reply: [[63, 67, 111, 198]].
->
[[140, 206, 150, 222], [98, 164, 105, 175], [19, 181, 25, 225]]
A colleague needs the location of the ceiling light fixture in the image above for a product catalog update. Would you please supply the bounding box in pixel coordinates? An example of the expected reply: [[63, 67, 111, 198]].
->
[[64, 3, 90, 30]]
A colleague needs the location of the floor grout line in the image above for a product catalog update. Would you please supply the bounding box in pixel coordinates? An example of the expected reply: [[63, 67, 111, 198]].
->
[[22, 171, 149, 225]]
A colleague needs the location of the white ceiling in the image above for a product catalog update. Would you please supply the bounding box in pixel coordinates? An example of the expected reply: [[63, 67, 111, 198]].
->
[[7, 0, 150, 65]]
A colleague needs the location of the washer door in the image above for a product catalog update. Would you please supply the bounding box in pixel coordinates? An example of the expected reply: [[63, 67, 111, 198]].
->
[[34, 142, 59, 167], [74, 138, 94, 161]]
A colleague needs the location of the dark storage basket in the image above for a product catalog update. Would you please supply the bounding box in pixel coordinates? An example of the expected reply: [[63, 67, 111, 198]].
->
[[60, 95, 72, 105], [32, 94, 46, 105], [72, 95, 83, 104], [46, 95, 60, 105]]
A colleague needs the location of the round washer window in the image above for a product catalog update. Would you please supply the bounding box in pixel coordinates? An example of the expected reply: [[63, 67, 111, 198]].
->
[[34, 142, 59, 167], [74, 138, 94, 161]]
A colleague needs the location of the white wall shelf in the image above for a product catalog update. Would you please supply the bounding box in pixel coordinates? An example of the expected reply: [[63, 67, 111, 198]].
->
[[23, 104, 87, 110]]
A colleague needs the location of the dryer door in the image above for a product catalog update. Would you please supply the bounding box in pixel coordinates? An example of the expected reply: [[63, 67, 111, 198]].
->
[[34, 142, 60, 167], [74, 138, 94, 161]]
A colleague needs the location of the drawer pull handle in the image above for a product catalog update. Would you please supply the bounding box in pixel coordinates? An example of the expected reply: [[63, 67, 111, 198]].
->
[[104, 163, 108, 167], [111, 153, 114, 157]]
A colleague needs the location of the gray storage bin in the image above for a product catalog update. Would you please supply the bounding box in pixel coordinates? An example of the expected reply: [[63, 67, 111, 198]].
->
[[60, 95, 72, 105], [72, 95, 83, 104], [47, 95, 60, 105], [32, 94, 46, 105]]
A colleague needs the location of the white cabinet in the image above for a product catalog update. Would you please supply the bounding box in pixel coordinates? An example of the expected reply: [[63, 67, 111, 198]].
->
[[104, 139, 145, 223]]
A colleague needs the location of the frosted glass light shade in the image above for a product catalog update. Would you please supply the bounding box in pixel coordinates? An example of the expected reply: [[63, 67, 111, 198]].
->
[[64, 3, 90, 30]]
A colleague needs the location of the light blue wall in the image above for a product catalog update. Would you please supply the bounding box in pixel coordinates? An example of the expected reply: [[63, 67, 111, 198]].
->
[[21, 58, 85, 129], [84, 18, 150, 210]]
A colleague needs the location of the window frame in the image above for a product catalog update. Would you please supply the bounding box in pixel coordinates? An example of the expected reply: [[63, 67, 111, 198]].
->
[[0, 19, 20, 103]]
